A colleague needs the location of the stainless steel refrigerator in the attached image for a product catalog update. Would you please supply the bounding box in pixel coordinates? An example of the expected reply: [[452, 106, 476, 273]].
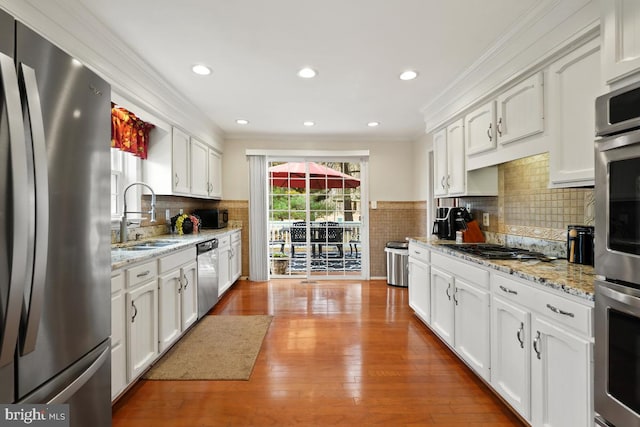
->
[[0, 8, 111, 426]]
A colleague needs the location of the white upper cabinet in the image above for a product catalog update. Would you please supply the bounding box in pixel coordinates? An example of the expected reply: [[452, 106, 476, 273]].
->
[[433, 120, 498, 198], [548, 39, 604, 187], [433, 128, 448, 197], [496, 73, 544, 146], [463, 73, 547, 171], [602, 0, 640, 84], [465, 101, 496, 155], [208, 149, 222, 199], [171, 128, 191, 194], [446, 119, 466, 195], [145, 127, 223, 199], [433, 119, 466, 197], [190, 138, 209, 197]]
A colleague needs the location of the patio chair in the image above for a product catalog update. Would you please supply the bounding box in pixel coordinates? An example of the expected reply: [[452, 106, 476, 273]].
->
[[317, 221, 344, 258], [289, 221, 307, 258]]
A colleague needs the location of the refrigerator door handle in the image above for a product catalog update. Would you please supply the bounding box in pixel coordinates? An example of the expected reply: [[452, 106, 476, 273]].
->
[[47, 345, 109, 404], [0, 52, 30, 367], [18, 64, 49, 355]]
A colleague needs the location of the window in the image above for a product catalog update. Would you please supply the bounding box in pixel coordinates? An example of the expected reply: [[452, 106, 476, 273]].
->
[[111, 148, 141, 224]]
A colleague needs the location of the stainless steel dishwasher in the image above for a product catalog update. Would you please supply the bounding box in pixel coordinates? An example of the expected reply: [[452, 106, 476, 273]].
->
[[197, 238, 219, 318]]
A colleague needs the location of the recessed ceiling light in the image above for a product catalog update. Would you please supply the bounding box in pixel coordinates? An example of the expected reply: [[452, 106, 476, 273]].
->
[[297, 67, 317, 79], [303, 121, 315, 127], [368, 121, 380, 127], [236, 119, 249, 125], [192, 64, 212, 76], [399, 70, 418, 81]]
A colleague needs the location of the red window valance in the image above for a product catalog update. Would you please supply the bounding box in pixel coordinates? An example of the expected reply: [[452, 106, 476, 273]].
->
[[111, 104, 155, 159]]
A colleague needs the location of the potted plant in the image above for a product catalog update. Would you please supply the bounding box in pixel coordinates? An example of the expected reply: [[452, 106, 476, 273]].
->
[[272, 252, 289, 275]]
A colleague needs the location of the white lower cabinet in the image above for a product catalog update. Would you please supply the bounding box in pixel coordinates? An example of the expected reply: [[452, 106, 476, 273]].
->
[[454, 278, 491, 381], [491, 273, 593, 426], [491, 296, 532, 420], [126, 278, 158, 382], [158, 249, 198, 352], [219, 230, 243, 297], [413, 245, 594, 427], [430, 253, 491, 381], [430, 266, 455, 345], [408, 244, 430, 325], [230, 231, 241, 283], [530, 315, 592, 427], [110, 271, 126, 400], [112, 245, 200, 401], [218, 234, 231, 297]]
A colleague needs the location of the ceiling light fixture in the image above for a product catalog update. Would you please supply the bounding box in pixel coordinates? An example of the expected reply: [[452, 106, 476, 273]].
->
[[303, 121, 315, 127], [192, 64, 212, 76], [368, 121, 380, 127], [399, 70, 418, 81], [297, 67, 317, 79], [236, 119, 249, 125]]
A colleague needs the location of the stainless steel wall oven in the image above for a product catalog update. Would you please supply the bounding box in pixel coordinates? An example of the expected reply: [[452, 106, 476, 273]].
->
[[595, 80, 640, 427]]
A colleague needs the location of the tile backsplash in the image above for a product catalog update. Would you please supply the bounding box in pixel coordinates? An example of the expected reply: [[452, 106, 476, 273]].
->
[[458, 153, 594, 254]]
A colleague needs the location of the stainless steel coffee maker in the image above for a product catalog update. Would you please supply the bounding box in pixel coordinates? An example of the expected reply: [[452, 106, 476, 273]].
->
[[432, 207, 456, 240]]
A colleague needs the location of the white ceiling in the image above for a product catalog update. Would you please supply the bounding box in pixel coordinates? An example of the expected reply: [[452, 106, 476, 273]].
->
[[80, 0, 539, 140]]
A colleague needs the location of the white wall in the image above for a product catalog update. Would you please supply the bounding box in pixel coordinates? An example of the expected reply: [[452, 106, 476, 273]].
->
[[412, 133, 432, 201], [223, 137, 417, 201]]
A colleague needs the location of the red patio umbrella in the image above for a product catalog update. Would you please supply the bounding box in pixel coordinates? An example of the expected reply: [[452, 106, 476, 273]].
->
[[269, 162, 360, 189]]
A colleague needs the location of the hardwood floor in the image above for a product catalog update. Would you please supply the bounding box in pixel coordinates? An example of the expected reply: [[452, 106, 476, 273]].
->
[[112, 279, 525, 426]]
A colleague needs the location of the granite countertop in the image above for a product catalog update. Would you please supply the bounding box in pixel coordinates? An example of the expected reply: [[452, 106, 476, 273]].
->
[[410, 237, 595, 302], [111, 228, 240, 270]]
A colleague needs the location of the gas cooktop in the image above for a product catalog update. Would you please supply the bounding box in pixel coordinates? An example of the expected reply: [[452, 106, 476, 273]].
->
[[445, 243, 557, 262]]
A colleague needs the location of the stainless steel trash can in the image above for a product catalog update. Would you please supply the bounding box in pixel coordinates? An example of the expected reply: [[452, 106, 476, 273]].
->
[[385, 241, 409, 287]]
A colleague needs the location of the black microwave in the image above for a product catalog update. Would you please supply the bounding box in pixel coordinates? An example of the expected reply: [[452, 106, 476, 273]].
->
[[194, 209, 228, 229]]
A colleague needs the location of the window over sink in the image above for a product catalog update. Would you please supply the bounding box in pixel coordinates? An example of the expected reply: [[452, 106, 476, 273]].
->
[[111, 148, 141, 224]]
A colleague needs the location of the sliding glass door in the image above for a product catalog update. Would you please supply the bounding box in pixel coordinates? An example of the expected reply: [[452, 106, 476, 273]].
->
[[268, 160, 363, 279]]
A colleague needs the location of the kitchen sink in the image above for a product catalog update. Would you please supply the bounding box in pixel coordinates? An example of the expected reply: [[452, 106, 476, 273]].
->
[[131, 241, 177, 248], [112, 240, 180, 252], [113, 246, 156, 251]]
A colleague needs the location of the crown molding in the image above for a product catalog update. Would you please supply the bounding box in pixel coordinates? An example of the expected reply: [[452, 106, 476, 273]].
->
[[224, 132, 415, 143], [0, 0, 225, 150]]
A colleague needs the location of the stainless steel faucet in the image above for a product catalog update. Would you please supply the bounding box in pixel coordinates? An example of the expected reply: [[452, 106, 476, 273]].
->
[[120, 182, 156, 243]]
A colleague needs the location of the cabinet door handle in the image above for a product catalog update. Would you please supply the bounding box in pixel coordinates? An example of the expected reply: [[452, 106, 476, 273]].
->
[[174, 173, 179, 187], [131, 301, 138, 323], [446, 175, 451, 188], [445, 283, 452, 301], [487, 123, 493, 141], [499, 285, 517, 295], [516, 322, 524, 349], [453, 288, 459, 306], [183, 275, 189, 289], [177, 278, 183, 293], [441, 176, 446, 189], [532, 331, 541, 360], [136, 270, 150, 278], [546, 303, 574, 318], [497, 118, 503, 136]]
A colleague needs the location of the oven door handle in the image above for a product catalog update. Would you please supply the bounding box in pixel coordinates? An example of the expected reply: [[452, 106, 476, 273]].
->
[[598, 282, 640, 309]]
